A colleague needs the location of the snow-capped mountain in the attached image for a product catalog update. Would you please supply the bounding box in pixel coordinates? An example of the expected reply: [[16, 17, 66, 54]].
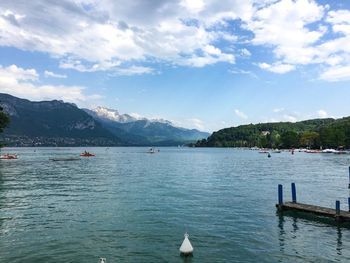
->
[[0, 93, 121, 146], [84, 106, 210, 145], [90, 106, 172, 125], [0, 94, 209, 146], [92, 106, 139, 123]]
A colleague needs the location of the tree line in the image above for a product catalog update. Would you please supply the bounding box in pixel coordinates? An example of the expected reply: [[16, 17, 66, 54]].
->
[[193, 117, 350, 149]]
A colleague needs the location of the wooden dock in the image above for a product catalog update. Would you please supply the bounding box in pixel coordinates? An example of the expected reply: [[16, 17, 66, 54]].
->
[[276, 202, 350, 222], [276, 182, 350, 223]]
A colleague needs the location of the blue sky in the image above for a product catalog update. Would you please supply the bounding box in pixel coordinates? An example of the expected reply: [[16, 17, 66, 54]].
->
[[0, 0, 350, 132]]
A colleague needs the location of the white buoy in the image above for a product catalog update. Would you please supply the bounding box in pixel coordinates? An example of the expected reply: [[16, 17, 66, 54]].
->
[[99, 258, 106, 263], [179, 232, 193, 255]]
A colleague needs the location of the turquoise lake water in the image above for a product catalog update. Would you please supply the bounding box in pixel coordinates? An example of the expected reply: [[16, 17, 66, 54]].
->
[[1, 147, 350, 262]]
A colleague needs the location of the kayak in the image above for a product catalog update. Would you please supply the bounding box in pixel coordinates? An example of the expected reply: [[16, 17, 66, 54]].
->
[[0, 154, 18, 159], [80, 153, 95, 157], [50, 157, 80, 161]]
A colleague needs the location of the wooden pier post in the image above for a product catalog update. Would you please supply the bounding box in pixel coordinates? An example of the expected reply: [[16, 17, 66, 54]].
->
[[348, 166, 350, 189], [336, 200, 340, 215], [278, 184, 283, 208], [291, 183, 296, 203], [348, 197, 350, 212], [335, 200, 342, 222]]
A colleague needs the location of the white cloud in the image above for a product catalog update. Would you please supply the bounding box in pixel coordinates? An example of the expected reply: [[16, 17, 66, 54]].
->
[[0, 64, 38, 81], [112, 66, 155, 76], [234, 109, 248, 119], [245, 0, 350, 81], [317, 109, 328, 118], [59, 59, 122, 72], [172, 117, 206, 131], [246, 0, 325, 65], [229, 69, 257, 78], [180, 0, 205, 13], [129, 112, 144, 120], [258, 62, 295, 74], [326, 10, 350, 30], [1, 0, 350, 81], [179, 53, 235, 67], [283, 114, 297, 122], [187, 118, 205, 130], [44, 70, 67, 79], [273, 107, 284, 113], [315, 9, 350, 82], [0, 1, 243, 73], [0, 64, 101, 106], [319, 65, 350, 82], [240, 48, 251, 57]]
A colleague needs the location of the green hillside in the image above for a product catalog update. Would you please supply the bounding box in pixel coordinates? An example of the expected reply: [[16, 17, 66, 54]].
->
[[194, 117, 350, 149], [0, 93, 121, 146]]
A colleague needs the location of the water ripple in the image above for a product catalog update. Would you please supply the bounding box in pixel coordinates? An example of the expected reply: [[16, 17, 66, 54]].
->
[[0, 147, 350, 262]]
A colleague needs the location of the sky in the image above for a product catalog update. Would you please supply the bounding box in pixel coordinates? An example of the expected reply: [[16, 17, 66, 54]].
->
[[0, 0, 350, 132]]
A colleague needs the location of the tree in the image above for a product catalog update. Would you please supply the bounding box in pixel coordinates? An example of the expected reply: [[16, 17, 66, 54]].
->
[[300, 131, 319, 149], [320, 127, 347, 148], [268, 131, 281, 148], [280, 131, 299, 148], [194, 117, 350, 149]]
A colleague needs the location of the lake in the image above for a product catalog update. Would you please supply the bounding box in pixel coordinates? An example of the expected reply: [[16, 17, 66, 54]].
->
[[1, 147, 350, 262]]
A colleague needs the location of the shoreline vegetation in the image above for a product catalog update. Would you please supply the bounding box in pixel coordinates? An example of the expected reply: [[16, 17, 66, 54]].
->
[[192, 117, 350, 150]]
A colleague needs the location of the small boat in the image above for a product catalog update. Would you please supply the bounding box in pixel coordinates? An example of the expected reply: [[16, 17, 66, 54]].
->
[[305, 149, 321, 153], [322, 149, 337, 153], [50, 157, 80, 161], [259, 150, 269, 153], [179, 232, 193, 256], [80, 151, 95, 157], [272, 149, 281, 153], [250, 147, 259, 150], [0, 153, 18, 159], [147, 148, 156, 154]]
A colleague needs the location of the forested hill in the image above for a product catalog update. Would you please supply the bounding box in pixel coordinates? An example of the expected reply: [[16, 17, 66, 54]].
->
[[194, 117, 350, 149], [0, 93, 209, 147], [0, 93, 121, 146]]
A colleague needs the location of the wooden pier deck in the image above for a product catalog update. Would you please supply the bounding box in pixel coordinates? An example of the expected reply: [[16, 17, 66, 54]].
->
[[276, 202, 350, 222]]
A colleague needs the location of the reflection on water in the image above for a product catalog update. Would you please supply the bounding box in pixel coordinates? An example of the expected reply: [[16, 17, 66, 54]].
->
[[278, 212, 347, 261], [181, 254, 193, 263], [277, 214, 285, 253], [291, 216, 298, 236], [337, 226, 343, 256]]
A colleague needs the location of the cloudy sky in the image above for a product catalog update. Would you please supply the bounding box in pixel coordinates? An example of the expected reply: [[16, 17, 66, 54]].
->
[[0, 0, 350, 132]]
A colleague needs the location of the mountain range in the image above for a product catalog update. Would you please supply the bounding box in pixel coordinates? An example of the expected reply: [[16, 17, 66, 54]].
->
[[84, 107, 209, 145], [0, 93, 209, 146]]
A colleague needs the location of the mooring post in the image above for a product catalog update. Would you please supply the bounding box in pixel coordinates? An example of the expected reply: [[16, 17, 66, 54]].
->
[[291, 183, 296, 203], [336, 200, 340, 215], [278, 184, 283, 206], [348, 166, 350, 189], [348, 197, 350, 212]]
